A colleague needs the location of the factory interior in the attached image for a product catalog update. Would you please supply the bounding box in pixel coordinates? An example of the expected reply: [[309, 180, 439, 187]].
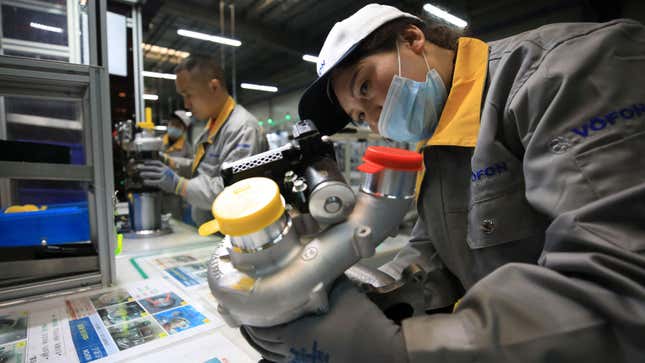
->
[[1, 0, 645, 362]]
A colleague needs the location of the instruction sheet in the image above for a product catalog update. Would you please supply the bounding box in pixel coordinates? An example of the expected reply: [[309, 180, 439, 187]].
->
[[135, 246, 218, 290], [0, 278, 250, 363]]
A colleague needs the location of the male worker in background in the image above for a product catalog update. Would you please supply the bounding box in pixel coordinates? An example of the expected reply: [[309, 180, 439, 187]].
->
[[241, 4, 645, 363], [139, 56, 268, 225]]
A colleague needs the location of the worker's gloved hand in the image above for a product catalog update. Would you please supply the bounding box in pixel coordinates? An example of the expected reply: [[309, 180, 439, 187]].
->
[[158, 152, 176, 169], [241, 277, 408, 363], [126, 158, 139, 178], [137, 160, 181, 194]]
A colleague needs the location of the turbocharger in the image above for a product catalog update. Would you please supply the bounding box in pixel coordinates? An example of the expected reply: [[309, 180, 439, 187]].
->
[[201, 138, 422, 327]]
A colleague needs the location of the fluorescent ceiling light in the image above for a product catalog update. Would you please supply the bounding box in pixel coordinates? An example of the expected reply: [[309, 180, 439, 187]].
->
[[177, 29, 242, 47], [241, 83, 278, 93], [143, 94, 159, 101], [143, 71, 177, 80], [423, 4, 468, 28], [302, 54, 319, 63], [142, 43, 190, 58], [30, 22, 63, 33]]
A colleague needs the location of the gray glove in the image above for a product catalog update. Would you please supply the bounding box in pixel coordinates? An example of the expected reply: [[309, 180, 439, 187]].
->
[[158, 151, 177, 168], [137, 160, 181, 193], [241, 278, 408, 363]]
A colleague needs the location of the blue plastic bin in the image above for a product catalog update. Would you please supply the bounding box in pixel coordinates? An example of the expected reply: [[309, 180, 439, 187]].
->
[[0, 202, 90, 247], [17, 139, 86, 165], [16, 187, 87, 205]]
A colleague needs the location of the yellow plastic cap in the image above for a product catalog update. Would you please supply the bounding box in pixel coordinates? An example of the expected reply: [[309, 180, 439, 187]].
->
[[199, 177, 284, 237], [198, 219, 220, 237], [4, 204, 45, 213], [136, 120, 155, 130]]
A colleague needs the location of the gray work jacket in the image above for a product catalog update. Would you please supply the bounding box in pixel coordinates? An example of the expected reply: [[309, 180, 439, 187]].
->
[[185, 103, 268, 225], [382, 19, 645, 362]]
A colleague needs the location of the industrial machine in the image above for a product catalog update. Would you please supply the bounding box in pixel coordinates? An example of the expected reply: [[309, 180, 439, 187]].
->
[[220, 118, 356, 228], [201, 120, 423, 327], [114, 119, 170, 237]]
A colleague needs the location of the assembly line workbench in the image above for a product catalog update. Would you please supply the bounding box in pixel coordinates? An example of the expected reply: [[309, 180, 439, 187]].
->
[[115, 218, 408, 362], [114, 219, 261, 362]]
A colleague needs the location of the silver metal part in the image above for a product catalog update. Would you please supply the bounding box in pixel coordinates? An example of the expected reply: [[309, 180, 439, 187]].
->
[[128, 192, 162, 231], [292, 179, 307, 192], [292, 179, 308, 206], [132, 130, 163, 152], [115, 120, 134, 151], [360, 263, 429, 320], [228, 216, 300, 276], [345, 262, 396, 289], [230, 214, 288, 252], [123, 227, 172, 239], [361, 169, 417, 199], [208, 173, 414, 327], [308, 181, 356, 224], [283, 170, 297, 185], [291, 213, 321, 237], [325, 197, 341, 213], [351, 225, 373, 258]]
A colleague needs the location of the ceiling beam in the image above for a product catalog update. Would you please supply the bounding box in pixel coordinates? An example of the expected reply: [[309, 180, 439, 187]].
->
[[261, 0, 319, 25], [245, 0, 280, 19], [238, 60, 314, 102], [235, 52, 313, 89], [237, 61, 314, 105], [161, 0, 308, 57]]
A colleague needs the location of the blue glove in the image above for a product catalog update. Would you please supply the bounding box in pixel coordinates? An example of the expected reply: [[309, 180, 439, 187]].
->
[[241, 278, 408, 363], [137, 160, 181, 194]]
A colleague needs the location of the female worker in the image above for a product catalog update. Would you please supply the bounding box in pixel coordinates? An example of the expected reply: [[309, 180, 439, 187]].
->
[[242, 4, 645, 362], [160, 110, 193, 177]]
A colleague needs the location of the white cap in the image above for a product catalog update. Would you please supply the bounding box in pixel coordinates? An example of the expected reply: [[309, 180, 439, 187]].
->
[[299, 4, 419, 135], [316, 4, 419, 77], [173, 110, 192, 127]]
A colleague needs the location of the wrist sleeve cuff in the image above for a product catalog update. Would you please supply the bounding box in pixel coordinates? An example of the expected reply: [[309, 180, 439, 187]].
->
[[175, 177, 188, 196]]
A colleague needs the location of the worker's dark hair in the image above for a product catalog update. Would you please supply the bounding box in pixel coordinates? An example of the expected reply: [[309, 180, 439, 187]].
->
[[175, 55, 228, 91], [337, 17, 462, 70]]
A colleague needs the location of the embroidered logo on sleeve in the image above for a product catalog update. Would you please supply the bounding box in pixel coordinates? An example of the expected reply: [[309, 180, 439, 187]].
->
[[570, 103, 645, 138], [289, 341, 329, 363], [472, 162, 508, 181]]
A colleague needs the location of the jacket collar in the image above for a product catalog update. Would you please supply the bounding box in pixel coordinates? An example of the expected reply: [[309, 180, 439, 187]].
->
[[205, 96, 236, 144], [419, 37, 489, 150], [163, 133, 186, 153]]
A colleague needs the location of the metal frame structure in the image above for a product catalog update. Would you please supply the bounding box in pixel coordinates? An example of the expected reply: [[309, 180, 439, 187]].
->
[[0, 95, 8, 206], [0, 0, 115, 303], [0, 0, 7, 205], [66, 0, 81, 63], [0, 0, 83, 62], [132, 4, 145, 123], [2, 0, 65, 13]]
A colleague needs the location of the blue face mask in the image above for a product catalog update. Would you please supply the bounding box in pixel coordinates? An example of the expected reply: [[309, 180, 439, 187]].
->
[[167, 126, 184, 140], [377, 43, 448, 143]]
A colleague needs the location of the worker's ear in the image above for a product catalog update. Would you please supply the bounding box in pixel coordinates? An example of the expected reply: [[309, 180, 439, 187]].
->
[[400, 25, 426, 55], [208, 78, 221, 93]]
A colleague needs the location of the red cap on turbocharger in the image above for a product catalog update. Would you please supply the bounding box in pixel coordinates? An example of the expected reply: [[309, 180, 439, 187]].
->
[[357, 146, 423, 174]]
